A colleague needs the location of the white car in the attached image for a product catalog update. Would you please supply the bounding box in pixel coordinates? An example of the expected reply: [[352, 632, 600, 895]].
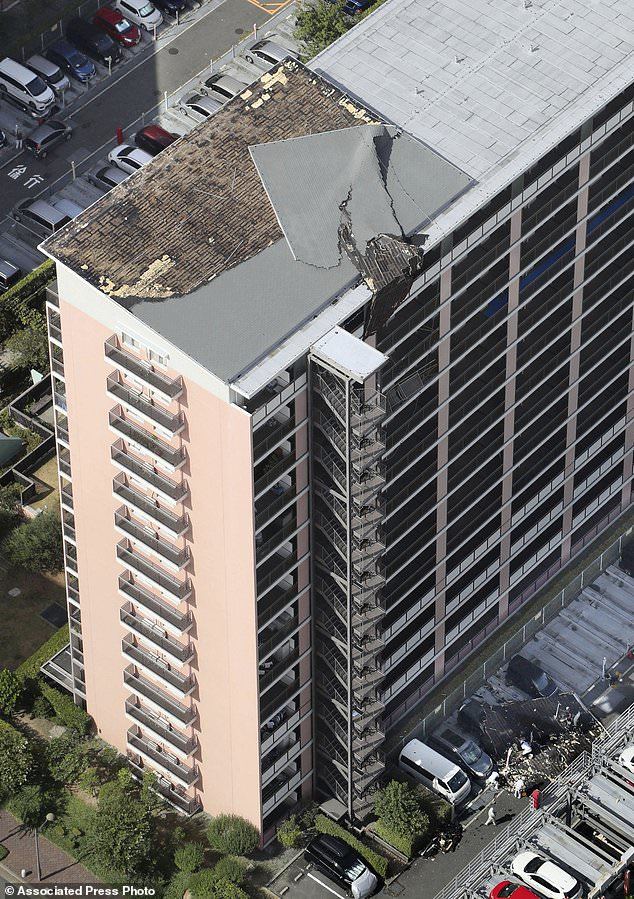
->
[[178, 92, 221, 123], [108, 143, 153, 174], [511, 852, 582, 899], [618, 744, 634, 775], [244, 39, 298, 71], [114, 0, 163, 31]]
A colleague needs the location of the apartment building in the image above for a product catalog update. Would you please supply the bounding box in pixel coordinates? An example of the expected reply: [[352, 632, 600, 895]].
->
[[41, 0, 633, 841]]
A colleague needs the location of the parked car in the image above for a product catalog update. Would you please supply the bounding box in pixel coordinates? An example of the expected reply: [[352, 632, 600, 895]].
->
[[0, 57, 55, 116], [87, 165, 130, 190], [24, 119, 72, 158], [490, 882, 543, 899], [617, 744, 634, 776], [134, 124, 177, 155], [179, 92, 221, 122], [114, 0, 163, 31], [0, 259, 22, 293], [52, 197, 86, 219], [506, 655, 558, 699], [13, 198, 72, 238], [399, 738, 471, 804], [66, 17, 122, 67], [108, 142, 152, 173], [93, 7, 141, 46], [244, 40, 298, 70], [46, 39, 96, 84], [304, 835, 378, 898], [200, 72, 247, 104], [343, 0, 372, 13], [153, 0, 186, 16], [619, 539, 634, 577], [25, 54, 71, 95], [430, 726, 494, 781], [457, 698, 487, 736], [511, 852, 582, 899]]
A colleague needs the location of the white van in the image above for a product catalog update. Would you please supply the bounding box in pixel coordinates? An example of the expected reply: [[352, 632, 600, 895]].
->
[[399, 738, 471, 804], [0, 58, 55, 116]]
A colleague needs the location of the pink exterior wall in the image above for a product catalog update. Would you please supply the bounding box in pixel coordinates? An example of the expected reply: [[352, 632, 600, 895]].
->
[[60, 294, 262, 827]]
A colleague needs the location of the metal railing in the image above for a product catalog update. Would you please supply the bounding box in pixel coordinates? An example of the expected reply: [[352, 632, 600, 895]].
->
[[105, 339, 182, 398], [118, 574, 192, 631], [116, 543, 191, 599], [111, 444, 188, 501], [109, 410, 185, 468], [120, 606, 193, 663], [115, 510, 189, 568], [113, 476, 189, 535], [125, 699, 197, 755], [127, 727, 199, 785], [122, 637, 195, 694], [124, 667, 196, 724], [107, 374, 184, 433]]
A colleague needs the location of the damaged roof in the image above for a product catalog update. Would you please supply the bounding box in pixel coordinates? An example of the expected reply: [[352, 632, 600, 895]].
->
[[42, 60, 470, 383]]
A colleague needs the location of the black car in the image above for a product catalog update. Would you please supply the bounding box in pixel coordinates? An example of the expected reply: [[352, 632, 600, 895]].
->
[[506, 655, 558, 699], [66, 18, 123, 66], [153, 0, 187, 15], [24, 119, 72, 158], [619, 539, 634, 577], [343, 0, 372, 13], [430, 727, 494, 781], [304, 835, 378, 898], [46, 39, 97, 83], [0, 259, 22, 293], [457, 698, 487, 736]]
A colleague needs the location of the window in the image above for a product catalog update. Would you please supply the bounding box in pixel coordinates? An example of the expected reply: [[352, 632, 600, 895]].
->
[[148, 348, 168, 366], [122, 332, 141, 349]]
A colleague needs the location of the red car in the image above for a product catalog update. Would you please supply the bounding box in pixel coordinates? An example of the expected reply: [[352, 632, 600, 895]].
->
[[490, 883, 541, 899], [93, 7, 141, 47], [134, 124, 178, 156]]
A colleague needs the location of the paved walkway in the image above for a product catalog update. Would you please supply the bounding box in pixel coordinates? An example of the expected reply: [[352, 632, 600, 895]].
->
[[0, 811, 96, 884]]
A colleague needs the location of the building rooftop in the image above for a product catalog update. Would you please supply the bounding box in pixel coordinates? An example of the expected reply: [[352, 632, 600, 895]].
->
[[314, 0, 634, 180], [43, 61, 469, 385]]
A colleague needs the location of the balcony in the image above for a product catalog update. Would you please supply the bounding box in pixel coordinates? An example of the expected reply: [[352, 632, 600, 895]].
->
[[261, 676, 306, 722], [257, 517, 302, 567], [127, 756, 201, 814], [260, 613, 308, 662], [262, 736, 303, 785], [115, 510, 190, 570], [121, 606, 194, 664], [59, 448, 72, 478], [258, 551, 301, 598], [113, 476, 189, 537], [127, 726, 199, 786], [62, 511, 76, 541], [117, 541, 191, 601], [125, 699, 197, 756], [260, 646, 300, 693], [40, 644, 73, 693], [118, 574, 192, 633], [111, 443, 188, 502], [253, 416, 298, 465], [262, 767, 302, 816], [255, 482, 298, 531], [109, 409, 185, 469], [106, 338, 183, 399], [255, 449, 305, 499], [258, 582, 301, 630], [124, 666, 196, 725], [107, 373, 184, 434], [46, 283, 59, 308], [261, 700, 310, 754], [122, 636, 195, 696]]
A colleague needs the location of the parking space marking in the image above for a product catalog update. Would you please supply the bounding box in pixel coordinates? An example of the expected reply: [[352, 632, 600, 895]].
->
[[306, 872, 347, 899], [245, 0, 293, 14]]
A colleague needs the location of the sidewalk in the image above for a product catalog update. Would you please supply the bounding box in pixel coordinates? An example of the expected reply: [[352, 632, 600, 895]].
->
[[0, 811, 97, 884]]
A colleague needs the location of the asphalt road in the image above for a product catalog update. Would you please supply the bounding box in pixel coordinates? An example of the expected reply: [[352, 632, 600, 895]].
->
[[0, 0, 279, 211]]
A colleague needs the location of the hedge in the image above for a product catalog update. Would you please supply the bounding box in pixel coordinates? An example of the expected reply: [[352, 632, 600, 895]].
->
[[372, 821, 418, 858], [16, 625, 70, 683], [39, 681, 91, 734], [0, 844, 7, 861], [0, 260, 55, 338], [314, 815, 388, 878], [0, 716, 21, 735]]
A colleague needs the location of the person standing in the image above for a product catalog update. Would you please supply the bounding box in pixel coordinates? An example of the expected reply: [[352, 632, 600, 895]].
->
[[514, 776, 526, 798], [485, 805, 496, 826], [15, 124, 23, 150]]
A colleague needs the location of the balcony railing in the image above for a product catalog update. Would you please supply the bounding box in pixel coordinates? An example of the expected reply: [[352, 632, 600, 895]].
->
[[127, 756, 201, 814], [258, 551, 304, 598], [260, 614, 308, 662], [262, 737, 303, 785], [46, 283, 59, 307], [121, 606, 194, 663], [106, 339, 183, 399], [125, 700, 197, 755], [260, 647, 300, 692], [124, 667, 196, 724], [253, 416, 298, 464], [127, 727, 199, 785], [62, 511, 76, 541], [113, 476, 189, 536], [118, 574, 192, 632], [255, 483, 297, 531], [111, 445, 188, 502], [115, 510, 189, 569], [262, 768, 302, 815], [122, 637, 195, 695], [107, 374, 184, 433], [117, 542, 191, 600], [255, 450, 306, 499], [258, 582, 300, 630], [257, 518, 302, 566], [260, 677, 306, 722], [109, 409, 185, 468]]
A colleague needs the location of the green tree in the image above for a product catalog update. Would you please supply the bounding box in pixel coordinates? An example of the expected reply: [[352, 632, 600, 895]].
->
[[206, 814, 259, 856], [373, 780, 429, 838], [2, 509, 64, 572], [277, 814, 302, 849], [188, 869, 216, 898], [9, 784, 51, 829], [163, 872, 190, 899], [212, 856, 247, 886], [0, 729, 34, 798], [208, 880, 248, 899], [86, 777, 156, 878], [294, 0, 349, 58], [174, 842, 205, 875], [5, 317, 49, 374], [47, 733, 87, 785], [78, 767, 101, 798], [0, 669, 22, 716], [0, 484, 22, 538]]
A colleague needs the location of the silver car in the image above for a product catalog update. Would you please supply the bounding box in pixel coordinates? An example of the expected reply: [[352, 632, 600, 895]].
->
[[24, 119, 72, 159], [178, 92, 221, 123], [26, 53, 70, 95], [244, 40, 298, 70], [200, 73, 247, 105]]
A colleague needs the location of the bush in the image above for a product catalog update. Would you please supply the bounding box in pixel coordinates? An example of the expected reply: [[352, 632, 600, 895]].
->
[[174, 842, 205, 875], [78, 767, 101, 798], [47, 733, 88, 784], [16, 626, 70, 684], [0, 668, 22, 716], [0, 260, 55, 342], [374, 780, 429, 840], [163, 872, 190, 899], [294, 0, 349, 58], [39, 682, 92, 735], [206, 814, 259, 856], [0, 723, 34, 799], [277, 814, 302, 848], [31, 695, 54, 719], [213, 856, 247, 886], [188, 869, 216, 898], [372, 821, 417, 858], [9, 784, 52, 829], [0, 845, 7, 861], [314, 815, 388, 878], [2, 509, 63, 572], [5, 321, 49, 374]]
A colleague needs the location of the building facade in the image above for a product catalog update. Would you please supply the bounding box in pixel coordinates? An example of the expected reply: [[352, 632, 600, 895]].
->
[[42, 0, 633, 843]]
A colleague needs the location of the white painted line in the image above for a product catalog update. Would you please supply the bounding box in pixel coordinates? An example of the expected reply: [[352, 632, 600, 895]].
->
[[307, 872, 347, 899]]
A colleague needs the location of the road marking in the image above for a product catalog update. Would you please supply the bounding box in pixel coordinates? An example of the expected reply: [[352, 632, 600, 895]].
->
[[307, 872, 347, 899], [245, 0, 293, 13]]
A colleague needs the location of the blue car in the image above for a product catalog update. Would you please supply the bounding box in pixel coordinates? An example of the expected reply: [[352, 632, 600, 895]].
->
[[46, 39, 96, 84], [153, 0, 186, 14], [343, 0, 372, 12]]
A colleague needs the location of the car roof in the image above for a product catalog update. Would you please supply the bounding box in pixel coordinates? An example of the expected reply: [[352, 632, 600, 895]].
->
[[139, 124, 173, 139], [124, 0, 147, 9], [313, 834, 355, 860], [0, 259, 19, 277], [96, 6, 124, 20], [53, 198, 84, 216], [21, 199, 68, 222], [186, 94, 220, 111], [26, 54, 60, 75], [438, 727, 468, 749], [97, 165, 129, 182], [206, 73, 245, 92], [28, 121, 64, 140]]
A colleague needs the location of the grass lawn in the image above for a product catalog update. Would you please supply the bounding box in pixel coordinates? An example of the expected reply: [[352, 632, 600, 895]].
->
[[29, 455, 60, 512], [0, 566, 66, 669]]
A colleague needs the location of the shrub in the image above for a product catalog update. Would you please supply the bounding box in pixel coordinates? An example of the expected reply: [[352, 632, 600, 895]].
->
[[314, 815, 388, 878], [5, 321, 49, 374], [174, 841, 205, 875], [188, 869, 216, 898], [78, 767, 101, 798], [277, 814, 302, 848], [2, 509, 63, 572], [373, 780, 429, 839], [373, 821, 417, 858], [206, 814, 259, 856], [0, 668, 22, 716], [47, 733, 88, 784], [9, 784, 51, 829], [0, 724, 34, 799], [0, 260, 55, 342], [294, 0, 349, 58], [16, 626, 70, 684], [209, 880, 248, 899], [163, 872, 190, 899], [213, 856, 247, 885], [0, 845, 7, 861], [31, 695, 54, 719], [39, 682, 92, 734]]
